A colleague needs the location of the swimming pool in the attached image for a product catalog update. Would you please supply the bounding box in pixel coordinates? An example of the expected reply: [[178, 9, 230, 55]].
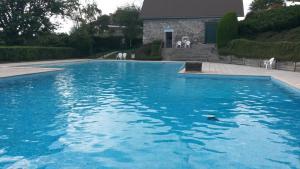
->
[[0, 61, 299, 169]]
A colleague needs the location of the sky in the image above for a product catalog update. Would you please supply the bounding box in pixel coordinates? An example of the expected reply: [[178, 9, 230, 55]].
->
[[55, 0, 254, 33]]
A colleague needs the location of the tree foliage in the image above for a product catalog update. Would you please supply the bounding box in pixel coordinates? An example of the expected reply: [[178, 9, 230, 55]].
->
[[250, 0, 286, 12], [0, 1, 143, 55], [0, 0, 80, 45], [69, 24, 93, 54], [113, 5, 142, 48], [32, 33, 70, 47], [240, 5, 300, 35], [72, 2, 102, 26], [91, 15, 110, 35], [217, 12, 239, 49]]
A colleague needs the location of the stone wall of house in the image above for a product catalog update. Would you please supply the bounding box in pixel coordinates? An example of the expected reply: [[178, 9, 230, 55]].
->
[[143, 18, 219, 46], [162, 44, 218, 61]]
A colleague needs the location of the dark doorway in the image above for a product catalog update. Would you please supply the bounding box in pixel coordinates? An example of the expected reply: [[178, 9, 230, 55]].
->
[[165, 32, 173, 48], [205, 22, 218, 44]]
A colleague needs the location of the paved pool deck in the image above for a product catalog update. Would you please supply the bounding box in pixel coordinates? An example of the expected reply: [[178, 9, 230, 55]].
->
[[180, 62, 300, 90], [0, 60, 299, 90], [0, 59, 89, 78]]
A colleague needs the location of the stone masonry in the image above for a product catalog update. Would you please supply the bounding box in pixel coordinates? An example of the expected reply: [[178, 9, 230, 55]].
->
[[143, 18, 219, 46]]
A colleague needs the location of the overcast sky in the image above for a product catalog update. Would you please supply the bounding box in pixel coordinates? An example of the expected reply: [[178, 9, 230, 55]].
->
[[55, 0, 254, 33]]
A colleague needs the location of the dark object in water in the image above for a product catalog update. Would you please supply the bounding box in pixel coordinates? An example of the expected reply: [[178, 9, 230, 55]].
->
[[206, 115, 219, 121]]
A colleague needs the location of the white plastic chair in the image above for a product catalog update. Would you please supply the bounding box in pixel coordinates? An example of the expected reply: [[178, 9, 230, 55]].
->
[[122, 53, 127, 60], [176, 41, 182, 48], [264, 58, 275, 69], [185, 41, 191, 48], [117, 53, 122, 60], [131, 54, 136, 59]]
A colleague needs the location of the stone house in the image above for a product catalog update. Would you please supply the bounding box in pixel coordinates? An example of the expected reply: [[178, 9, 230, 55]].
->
[[141, 0, 244, 48]]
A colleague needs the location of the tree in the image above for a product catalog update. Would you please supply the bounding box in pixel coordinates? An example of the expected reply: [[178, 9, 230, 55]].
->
[[217, 12, 239, 49], [0, 0, 80, 45], [0, 29, 4, 45], [67, 1, 102, 54], [71, 1, 102, 27], [82, 3, 102, 23], [32, 33, 70, 47], [287, 0, 300, 2], [69, 24, 93, 54], [92, 15, 110, 35], [113, 5, 142, 48], [250, 0, 286, 12]]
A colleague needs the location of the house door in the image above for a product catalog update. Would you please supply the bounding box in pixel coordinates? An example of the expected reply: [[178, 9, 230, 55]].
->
[[165, 32, 173, 48], [205, 22, 218, 44]]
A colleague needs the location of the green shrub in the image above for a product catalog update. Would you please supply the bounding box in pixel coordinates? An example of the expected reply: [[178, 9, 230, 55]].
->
[[31, 33, 70, 47], [239, 6, 300, 35], [217, 12, 239, 49], [135, 43, 152, 56], [150, 40, 163, 56], [134, 40, 163, 60], [0, 46, 80, 62], [219, 39, 300, 61], [251, 26, 300, 42]]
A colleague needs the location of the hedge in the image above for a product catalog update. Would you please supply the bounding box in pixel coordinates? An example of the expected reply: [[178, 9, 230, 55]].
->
[[252, 26, 300, 42], [239, 6, 300, 35], [150, 40, 163, 56], [134, 40, 163, 60], [217, 12, 239, 48], [219, 39, 300, 61], [0, 46, 80, 62]]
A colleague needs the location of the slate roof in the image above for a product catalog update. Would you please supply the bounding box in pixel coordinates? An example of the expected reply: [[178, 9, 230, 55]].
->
[[141, 0, 244, 19]]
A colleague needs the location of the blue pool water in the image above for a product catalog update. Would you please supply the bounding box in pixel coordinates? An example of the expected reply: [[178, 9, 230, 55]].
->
[[0, 61, 300, 169]]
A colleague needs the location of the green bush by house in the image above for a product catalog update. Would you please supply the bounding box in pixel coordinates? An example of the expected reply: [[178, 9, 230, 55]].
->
[[217, 12, 239, 49], [219, 39, 300, 61], [150, 40, 163, 56], [134, 40, 163, 60], [239, 6, 300, 35], [217, 6, 300, 62], [0, 46, 79, 62]]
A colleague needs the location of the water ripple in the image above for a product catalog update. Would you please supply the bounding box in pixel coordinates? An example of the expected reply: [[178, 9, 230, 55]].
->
[[0, 61, 299, 168]]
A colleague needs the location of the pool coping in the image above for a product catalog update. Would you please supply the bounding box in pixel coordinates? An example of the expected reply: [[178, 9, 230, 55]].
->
[[0, 70, 64, 83], [0, 59, 90, 79], [270, 77, 300, 94], [179, 68, 300, 94], [0, 60, 183, 79]]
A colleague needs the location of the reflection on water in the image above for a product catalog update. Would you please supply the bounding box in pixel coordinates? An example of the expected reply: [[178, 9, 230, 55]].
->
[[0, 61, 300, 169]]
